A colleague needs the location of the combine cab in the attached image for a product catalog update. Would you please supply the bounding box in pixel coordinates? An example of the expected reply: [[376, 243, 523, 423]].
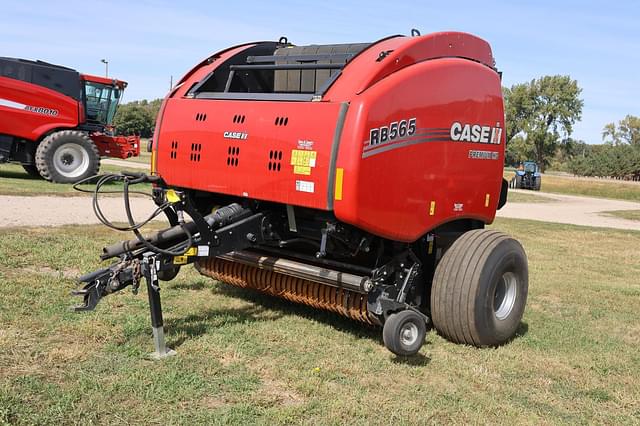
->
[[513, 161, 542, 190], [75, 31, 528, 357], [0, 57, 139, 183]]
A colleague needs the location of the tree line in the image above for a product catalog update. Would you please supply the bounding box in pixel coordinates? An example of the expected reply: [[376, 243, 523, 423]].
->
[[113, 98, 162, 138], [503, 75, 639, 179]]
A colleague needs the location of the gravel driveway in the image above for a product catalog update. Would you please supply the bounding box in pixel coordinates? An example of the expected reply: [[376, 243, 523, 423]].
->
[[1, 189, 639, 230], [497, 189, 640, 231], [0, 195, 163, 228]]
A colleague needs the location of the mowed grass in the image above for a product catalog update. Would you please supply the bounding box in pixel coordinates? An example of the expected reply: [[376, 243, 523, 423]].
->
[[1, 219, 639, 424], [602, 209, 640, 221], [504, 170, 640, 202], [507, 191, 556, 203], [0, 163, 150, 197]]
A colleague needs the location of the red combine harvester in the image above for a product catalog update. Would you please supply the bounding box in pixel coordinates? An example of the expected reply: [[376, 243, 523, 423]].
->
[[0, 58, 140, 183], [76, 31, 528, 357]]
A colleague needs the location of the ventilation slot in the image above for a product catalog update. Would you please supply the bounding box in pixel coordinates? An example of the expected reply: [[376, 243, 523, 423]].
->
[[227, 146, 240, 167], [195, 113, 207, 121], [190, 143, 202, 162], [170, 140, 178, 159], [233, 114, 246, 123], [274, 116, 289, 126], [268, 150, 283, 171]]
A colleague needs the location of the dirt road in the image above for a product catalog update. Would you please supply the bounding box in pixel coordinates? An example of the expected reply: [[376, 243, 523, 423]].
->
[[1, 189, 639, 230], [497, 189, 640, 231], [0, 195, 163, 228]]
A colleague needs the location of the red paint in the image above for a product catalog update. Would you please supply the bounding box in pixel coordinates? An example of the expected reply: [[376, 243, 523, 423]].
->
[[0, 67, 138, 160], [155, 32, 504, 242]]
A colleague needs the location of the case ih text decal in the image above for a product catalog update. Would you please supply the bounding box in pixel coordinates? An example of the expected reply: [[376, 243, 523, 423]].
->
[[450, 122, 502, 144], [362, 119, 502, 158]]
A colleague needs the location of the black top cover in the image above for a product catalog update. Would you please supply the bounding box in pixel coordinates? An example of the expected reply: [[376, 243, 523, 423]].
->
[[0, 57, 81, 100]]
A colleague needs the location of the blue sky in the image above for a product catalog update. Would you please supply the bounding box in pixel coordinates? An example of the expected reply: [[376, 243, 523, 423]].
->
[[2, 0, 638, 143]]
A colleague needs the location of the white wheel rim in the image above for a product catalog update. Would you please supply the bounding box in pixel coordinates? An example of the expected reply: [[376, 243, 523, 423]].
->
[[400, 322, 419, 346], [494, 271, 518, 320], [53, 143, 90, 178]]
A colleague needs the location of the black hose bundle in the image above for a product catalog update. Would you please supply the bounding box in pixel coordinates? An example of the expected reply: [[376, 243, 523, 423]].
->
[[73, 172, 192, 256]]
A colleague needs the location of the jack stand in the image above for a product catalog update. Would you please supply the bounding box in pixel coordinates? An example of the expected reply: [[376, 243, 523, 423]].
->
[[143, 254, 176, 360]]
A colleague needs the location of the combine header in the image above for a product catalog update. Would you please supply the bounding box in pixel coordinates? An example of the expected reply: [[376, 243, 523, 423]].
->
[[75, 31, 528, 357]]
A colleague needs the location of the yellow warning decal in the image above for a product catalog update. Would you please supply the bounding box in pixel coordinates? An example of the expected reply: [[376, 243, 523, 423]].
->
[[166, 189, 181, 203], [485, 193, 491, 207], [150, 149, 157, 174], [293, 165, 311, 175], [291, 150, 317, 167], [173, 255, 188, 265], [184, 247, 198, 256], [429, 201, 436, 216], [334, 168, 344, 200]]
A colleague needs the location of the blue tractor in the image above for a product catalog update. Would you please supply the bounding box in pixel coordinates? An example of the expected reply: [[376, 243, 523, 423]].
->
[[514, 161, 542, 190]]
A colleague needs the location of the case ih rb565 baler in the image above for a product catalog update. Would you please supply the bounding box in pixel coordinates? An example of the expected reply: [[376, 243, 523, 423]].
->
[[0, 58, 139, 183], [76, 31, 528, 357]]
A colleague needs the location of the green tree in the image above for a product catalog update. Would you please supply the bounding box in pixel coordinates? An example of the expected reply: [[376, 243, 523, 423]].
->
[[602, 115, 640, 146], [503, 76, 583, 171], [113, 103, 154, 137]]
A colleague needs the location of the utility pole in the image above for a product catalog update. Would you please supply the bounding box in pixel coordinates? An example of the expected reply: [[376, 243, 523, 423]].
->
[[169, 75, 173, 91], [101, 59, 109, 77]]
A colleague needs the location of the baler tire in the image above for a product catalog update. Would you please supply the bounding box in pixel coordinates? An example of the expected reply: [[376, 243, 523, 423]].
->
[[22, 164, 42, 178], [382, 310, 427, 356], [430, 229, 528, 347], [35, 130, 100, 183]]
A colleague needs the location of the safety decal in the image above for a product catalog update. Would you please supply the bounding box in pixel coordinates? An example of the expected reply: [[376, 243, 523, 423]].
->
[[295, 180, 315, 193], [291, 149, 317, 175]]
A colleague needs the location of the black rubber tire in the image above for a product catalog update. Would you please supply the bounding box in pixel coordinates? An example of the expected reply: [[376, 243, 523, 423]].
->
[[431, 229, 528, 347], [534, 178, 541, 191], [35, 130, 100, 183], [382, 310, 427, 356], [158, 266, 180, 282], [515, 175, 522, 189], [22, 164, 42, 178]]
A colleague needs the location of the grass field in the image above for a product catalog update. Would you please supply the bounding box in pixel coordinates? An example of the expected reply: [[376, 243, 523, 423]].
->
[[1, 218, 639, 424], [602, 210, 640, 221], [504, 170, 640, 202], [0, 163, 150, 197], [507, 191, 556, 203]]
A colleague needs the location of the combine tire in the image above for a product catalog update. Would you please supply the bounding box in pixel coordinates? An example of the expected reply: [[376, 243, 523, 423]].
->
[[22, 164, 42, 178], [35, 130, 100, 183], [382, 310, 427, 356], [431, 229, 528, 347]]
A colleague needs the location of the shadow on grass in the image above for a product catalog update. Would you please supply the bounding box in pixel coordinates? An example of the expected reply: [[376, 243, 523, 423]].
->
[[166, 304, 284, 348], [0, 169, 41, 180], [391, 353, 432, 366], [170, 280, 380, 346], [514, 321, 529, 339]]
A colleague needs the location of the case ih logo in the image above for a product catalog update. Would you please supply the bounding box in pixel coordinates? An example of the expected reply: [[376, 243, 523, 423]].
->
[[223, 131, 248, 140], [450, 122, 502, 144], [25, 105, 59, 116]]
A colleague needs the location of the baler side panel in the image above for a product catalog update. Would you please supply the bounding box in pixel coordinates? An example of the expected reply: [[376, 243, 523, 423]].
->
[[0, 76, 78, 141], [334, 58, 504, 242], [156, 98, 341, 210]]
